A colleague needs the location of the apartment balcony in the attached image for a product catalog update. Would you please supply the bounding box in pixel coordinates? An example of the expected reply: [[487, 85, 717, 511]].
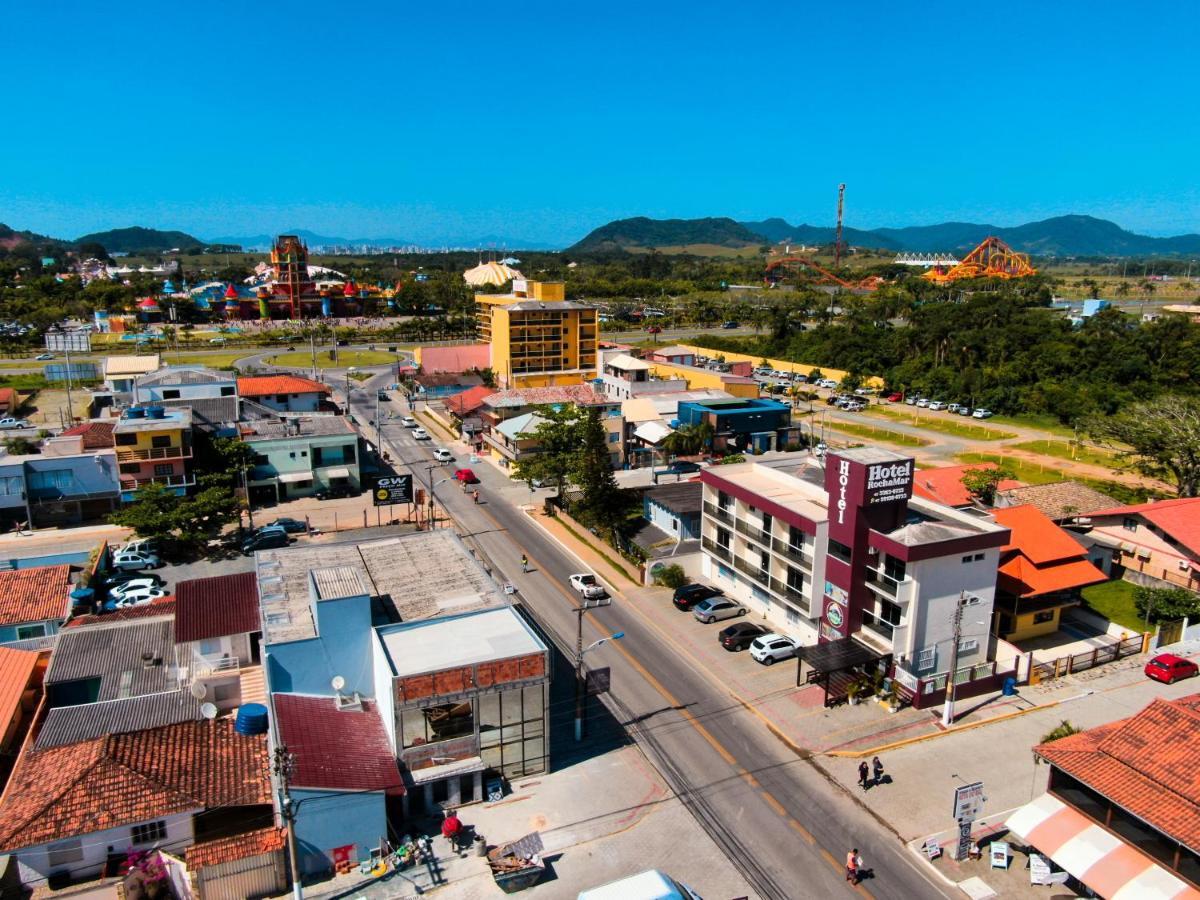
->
[[770, 536, 812, 569], [734, 517, 772, 548], [702, 500, 734, 526], [732, 553, 772, 588], [116, 445, 191, 463], [192, 652, 241, 679], [701, 535, 732, 563], [120, 473, 195, 491], [864, 566, 915, 604], [768, 576, 809, 611]]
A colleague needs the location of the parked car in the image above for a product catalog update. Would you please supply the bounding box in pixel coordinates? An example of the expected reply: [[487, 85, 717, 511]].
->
[[455, 468, 478, 484], [915, 398, 930, 408], [645, 325, 662, 334], [749, 633, 800, 665], [972, 408, 993, 419], [433, 448, 454, 463], [241, 528, 290, 554], [109, 585, 169, 606], [790, 373, 809, 384], [569, 573, 607, 599], [947, 403, 961, 413], [672, 583, 723, 611], [905, 396, 918, 405], [0, 417, 30, 429], [266, 517, 307, 534], [957, 406, 973, 416], [886, 392, 903, 402], [35, 353, 54, 361], [718, 622, 771, 651], [377, 390, 390, 401], [111, 549, 162, 571], [819, 379, 839, 389], [721, 321, 740, 329], [118, 538, 158, 556], [106, 571, 164, 589], [315, 485, 357, 500], [927, 400, 946, 411], [692, 597, 747, 624], [843, 401, 866, 412], [108, 577, 163, 598], [1144, 653, 1199, 684], [412, 427, 430, 440], [401, 416, 417, 427]]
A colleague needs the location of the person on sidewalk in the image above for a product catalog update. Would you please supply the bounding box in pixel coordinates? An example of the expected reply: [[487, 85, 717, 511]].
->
[[521, 554, 529, 573], [872, 756, 884, 786], [441, 809, 464, 853], [858, 761, 870, 790], [473, 489, 480, 504], [846, 848, 859, 885]]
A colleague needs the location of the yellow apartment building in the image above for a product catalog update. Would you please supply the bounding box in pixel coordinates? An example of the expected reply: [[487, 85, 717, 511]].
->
[[476, 280, 598, 388]]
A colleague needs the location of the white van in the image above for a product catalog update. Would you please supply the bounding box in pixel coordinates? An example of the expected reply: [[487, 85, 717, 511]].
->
[[577, 869, 701, 900]]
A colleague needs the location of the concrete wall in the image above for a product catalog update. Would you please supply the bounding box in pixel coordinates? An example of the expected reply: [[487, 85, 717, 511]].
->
[[905, 550, 999, 673], [371, 631, 396, 751], [291, 789, 386, 876], [668, 344, 884, 389], [253, 392, 322, 413]]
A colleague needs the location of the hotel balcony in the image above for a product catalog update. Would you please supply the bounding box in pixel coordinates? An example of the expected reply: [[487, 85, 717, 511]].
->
[[701, 535, 732, 563], [864, 565, 916, 605]]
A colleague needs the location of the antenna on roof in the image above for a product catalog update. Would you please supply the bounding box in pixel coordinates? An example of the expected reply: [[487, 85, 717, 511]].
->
[[189, 682, 207, 700], [331, 675, 346, 691], [200, 702, 218, 720]]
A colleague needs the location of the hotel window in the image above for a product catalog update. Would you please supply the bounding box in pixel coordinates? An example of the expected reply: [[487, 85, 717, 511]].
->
[[788, 526, 805, 552], [915, 647, 937, 672], [131, 820, 167, 845], [718, 491, 732, 512], [716, 526, 731, 550], [828, 539, 852, 565]]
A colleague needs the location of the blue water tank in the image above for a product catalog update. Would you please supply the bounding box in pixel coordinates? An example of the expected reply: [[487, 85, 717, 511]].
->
[[235, 703, 269, 735], [1002, 676, 1018, 696], [146, 406, 166, 419], [126, 407, 146, 419]]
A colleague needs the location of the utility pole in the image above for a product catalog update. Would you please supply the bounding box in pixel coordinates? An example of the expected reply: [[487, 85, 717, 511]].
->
[[573, 598, 620, 742], [274, 745, 303, 900], [942, 592, 966, 727], [834, 183, 846, 269]]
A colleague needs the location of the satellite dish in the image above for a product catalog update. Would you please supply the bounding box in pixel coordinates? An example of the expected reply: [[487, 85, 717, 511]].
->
[[189, 682, 207, 700], [200, 702, 218, 720], [331, 675, 346, 692]]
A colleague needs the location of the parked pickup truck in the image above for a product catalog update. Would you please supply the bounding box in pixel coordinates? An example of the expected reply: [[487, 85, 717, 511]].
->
[[569, 573, 607, 599], [0, 417, 30, 429]]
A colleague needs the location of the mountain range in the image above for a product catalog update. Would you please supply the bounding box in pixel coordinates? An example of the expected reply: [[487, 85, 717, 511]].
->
[[567, 214, 1200, 257]]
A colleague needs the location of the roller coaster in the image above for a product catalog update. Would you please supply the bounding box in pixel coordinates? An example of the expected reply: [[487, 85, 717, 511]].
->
[[763, 255, 883, 291], [922, 236, 1036, 283]]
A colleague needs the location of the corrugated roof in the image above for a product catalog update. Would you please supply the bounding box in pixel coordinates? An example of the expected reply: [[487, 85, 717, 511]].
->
[[606, 353, 650, 371], [1088, 498, 1200, 558], [45, 616, 177, 701], [482, 384, 607, 409], [0, 564, 71, 628], [649, 346, 693, 358], [103, 355, 160, 377], [311, 566, 370, 602], [646, 481, 703, 516], [0, 719, 270, 852], [161, 396, 238, 428], [137, 366, 231, 386], [273, 693, 402, 792], [187, 827, 286, 870], [0, 646, 42, 741], [238, 375, 331, 397], [241, 416, 355, 441], [36, 690, 202, 749], [175, 572, 259, 643]]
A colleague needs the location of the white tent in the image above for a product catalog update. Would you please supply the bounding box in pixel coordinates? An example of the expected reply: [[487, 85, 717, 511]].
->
[[463, 260, 523, 287]]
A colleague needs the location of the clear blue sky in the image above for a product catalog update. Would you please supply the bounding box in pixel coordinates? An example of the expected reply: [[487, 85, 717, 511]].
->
[[2, 0, 1197, 246]]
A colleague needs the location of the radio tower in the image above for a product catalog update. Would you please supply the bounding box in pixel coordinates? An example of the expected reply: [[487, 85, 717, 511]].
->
[[834, 183, 846, 268]]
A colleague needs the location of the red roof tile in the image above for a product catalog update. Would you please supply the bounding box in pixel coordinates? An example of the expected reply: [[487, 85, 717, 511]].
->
[[186, 827, 286, 869], [418, 344, 491, 374], [992, 504, 1095, 565], [1035, 694, 1200, 851], [991, 505, 1106, 598], [445, 385, 493, 417], [237, 375, 331, 397], [0, 719, 270, 852], [0, 387, 18, 410], [175, 572, 260, 643], [482, 384, 607, 409], [0, 565, 71, 628], [912, 463, 1024, 508], [65, 597, 175, 629], [0, 646, 42, 741], [59, 420, 116, 449], [1089, 498, 1200, 558], [274, 694, 402, 793]]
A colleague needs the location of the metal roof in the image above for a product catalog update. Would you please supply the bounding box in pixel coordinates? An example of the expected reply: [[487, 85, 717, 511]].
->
[[36, 690, 202, 749], [45, 616, 178, 701]]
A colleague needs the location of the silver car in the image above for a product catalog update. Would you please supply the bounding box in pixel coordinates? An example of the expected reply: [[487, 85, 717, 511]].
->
[[692, 597, 748, 624]]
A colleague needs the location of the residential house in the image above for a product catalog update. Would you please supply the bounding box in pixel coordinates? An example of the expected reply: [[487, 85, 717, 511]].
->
[[0, 448, 121, 528], [476, 280, 598, 388], [485, 411, 550, 467], [643, 481, 702, 543], [644, 357, 761, 398], [45, 421, 116, 455], [988, 505, 1107, 641], [1005, 693, 1200, 896], [598, 353, 687, 401], [677, 397, 803, 455], [479, 384, 623, 469], [174, 572, 264, 711], [646, 346, 696, 366], [698, 449, 1011, 705], [0, 646, 46, 773], [1073, 498, 1200, 592], [995, 481, 1118, 524], [241, 415, 361, 503], [112, 406, 194, 501], [444, 384, 492, 446], [0, 720, 270, 887], [413, 343, 491, 374], [101, 354, 160, 396], [912, 462, 1024, 508], [134, 366, 240, 434], [237, 374, 331, 413], [0, 565, 73, 646]]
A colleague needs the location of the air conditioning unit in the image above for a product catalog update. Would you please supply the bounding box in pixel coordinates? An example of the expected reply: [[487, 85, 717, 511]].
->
[[962, 595, 983, 607]]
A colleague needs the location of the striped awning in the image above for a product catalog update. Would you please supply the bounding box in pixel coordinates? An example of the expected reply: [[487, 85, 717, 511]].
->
[[1006, 793, 1200, 900]]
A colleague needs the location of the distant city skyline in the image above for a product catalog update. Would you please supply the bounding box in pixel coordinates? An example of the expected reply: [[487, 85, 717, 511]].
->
[[2, 1, 1197, 245]]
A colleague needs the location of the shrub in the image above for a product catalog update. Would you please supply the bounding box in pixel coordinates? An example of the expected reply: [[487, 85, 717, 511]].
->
[[1134, 586, 1200, 623], [653, 564, 687, 589]]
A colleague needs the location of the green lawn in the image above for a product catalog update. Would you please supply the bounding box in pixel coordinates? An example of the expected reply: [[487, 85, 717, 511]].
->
[[1081, 580, 1145, 632], [269, 349, 400, 368], [953, 452, 1065, 484], [1011, 439, 1120, 470], [829, 421, 931, 448], [866, 406, 1015, 441], [987, 412, 1076, 438], [161, 351, 253, 369]]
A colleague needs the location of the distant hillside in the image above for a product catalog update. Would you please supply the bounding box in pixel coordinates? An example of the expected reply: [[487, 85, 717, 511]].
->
[[75, 227, 205, 253], [567, 217, 762, 254], [741, 218, 899, 250], [0, 223, 68, 251]]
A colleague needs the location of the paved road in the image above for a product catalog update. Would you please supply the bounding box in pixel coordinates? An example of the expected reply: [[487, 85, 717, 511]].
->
[[343, 374, 950, 900]]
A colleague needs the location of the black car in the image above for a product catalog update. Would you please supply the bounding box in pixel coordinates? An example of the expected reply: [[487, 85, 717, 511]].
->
[[672, 583, 723, 611], [106, 571, 165, 589], [718, 622, 771, 652], [267, 517, 308, 534], [241, 529, 290, 555], [722, 321, 740, 329], [377, 390, 390, 401]]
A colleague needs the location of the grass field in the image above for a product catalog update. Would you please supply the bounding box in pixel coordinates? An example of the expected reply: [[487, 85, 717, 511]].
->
[[160, 351, 251, 369], [987, 412, 1076, 438], [269, 349, 400, 368], [828, 421, 931, 448], [1011, 439, 1119, 470], [1081, 580, 1144, 632], [866, 406, 1016, 441], [954, 452, 1065, 484]]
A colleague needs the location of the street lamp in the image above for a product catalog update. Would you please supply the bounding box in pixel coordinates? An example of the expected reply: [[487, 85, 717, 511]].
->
[[573, 596, 621, 742], [426, 466, 452, 528], [942, 592, 986, 727]]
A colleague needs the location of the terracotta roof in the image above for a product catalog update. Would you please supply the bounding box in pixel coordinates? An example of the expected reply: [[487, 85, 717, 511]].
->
[[1035, 694, 1200, 852], [997, 481, 1118, 521], [419, 343, 490, 374], [187, 826, 286, 869], [0, 565, 71, 628], [649, 346, 694, 358], [913, 463, 1024, 508], [273, 693, 402, 793], [65, 598, 175, 629], [1088, 498, 1200, 558], [0, 387, 18, 409], [175, 572, 260, 643], [445, 385, 493, 417], [0, 646, 42, 739], [0, 719, 270, 852], [991, 505, 1106, 598], [482, 384, 608, 409], [59, 420, 116, 449], [237, 375, 331, 397]]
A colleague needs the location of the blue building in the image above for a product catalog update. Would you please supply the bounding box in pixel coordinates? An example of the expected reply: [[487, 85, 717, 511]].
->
[[675, 397, 802, 454], [643, 481, 702, 542]]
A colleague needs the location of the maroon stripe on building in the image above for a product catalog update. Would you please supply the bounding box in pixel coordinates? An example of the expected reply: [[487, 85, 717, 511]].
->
[[699, 469, 820, 534], [868, 527, 1009, 563]]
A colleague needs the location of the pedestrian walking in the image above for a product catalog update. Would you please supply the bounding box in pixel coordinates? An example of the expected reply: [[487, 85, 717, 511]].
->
[[521, 554, 529, 573], [846, 848, 859, 885], [872, 755, 884, 786], [472, 489, 480, 504], [858, 761, 870, 790]]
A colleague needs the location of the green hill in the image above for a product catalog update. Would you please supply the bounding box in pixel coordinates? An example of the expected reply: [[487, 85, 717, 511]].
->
[[566, 217, 763, 254], [75, 226, 205, 253]]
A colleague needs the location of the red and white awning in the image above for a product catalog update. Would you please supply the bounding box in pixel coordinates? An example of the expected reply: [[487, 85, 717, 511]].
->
[[1007, 794, 1200, 899]]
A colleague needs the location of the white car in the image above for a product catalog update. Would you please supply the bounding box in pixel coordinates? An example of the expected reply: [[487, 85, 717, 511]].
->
[[842, 401, 866, 412], [111, 550, 161, 571], [0, 417, 30, 429], [433, 448, 454, 462], [972, 408, 993, 419], [749, 633, 800, 665], [569, 573, 606, 599], [412, 427, 430, 440], [109, 578, 162, 598], [927, 400, 946, 411], [819, 379, 839, 389], [401, 416, 417, 427], [112, 586, 169, 606], [35, 353, 54, 361], [915, 398, 930, 408]]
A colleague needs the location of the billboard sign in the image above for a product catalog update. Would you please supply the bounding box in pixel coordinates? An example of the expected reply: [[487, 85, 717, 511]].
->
[[864, 460, 914, 506], [44, 328, 92, 353], [372, 474, 413, 506]]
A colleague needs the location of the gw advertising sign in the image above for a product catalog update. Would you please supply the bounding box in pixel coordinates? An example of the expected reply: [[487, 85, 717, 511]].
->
[[373, 474, 413, 506]]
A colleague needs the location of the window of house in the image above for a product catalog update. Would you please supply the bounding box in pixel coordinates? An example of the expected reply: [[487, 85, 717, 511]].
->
[[151, 435, 171, 449], [828, 539, 852, 565], [28, 469, 72, 492], [16, 623, 46, 640], [153, 464, 173, 477], [608, 432, 618, 443], [220, 386, 235, 397], [958, 639, 979, 654], [276, 395, 288, 404], [973, 553, 985, 561], [1033, 611, 1055, 625], [253, 454, 269, 466], [671, 518, 678, 531], [131, 820, 167, 845], [0, 475, 21, 497], [120, 463, 140, 474], [961, 555, 973, 564], [1123, 517, 1138, 532], [115, 433, 137, 446], [343, 444, 356, 463], [47, 839, 83, 867], [161, 389, 180, 400], [915, 647, 937, 672]]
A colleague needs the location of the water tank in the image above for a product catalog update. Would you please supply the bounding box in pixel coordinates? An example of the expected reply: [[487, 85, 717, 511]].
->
[[235, 703, 269, 735], [70, 587, 94, 605], [125, 407, 146, 419], [146, 406, 167, 419]]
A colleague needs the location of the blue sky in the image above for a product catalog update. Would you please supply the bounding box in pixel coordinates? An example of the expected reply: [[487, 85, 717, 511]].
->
[[1, 0, 1197, 246]]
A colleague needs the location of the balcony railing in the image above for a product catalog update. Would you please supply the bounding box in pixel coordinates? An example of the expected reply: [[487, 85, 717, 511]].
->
[[734, 517, 772, 548], [192, 652, 240, 679], [732, 554, 771, 587], [702, 501, 733, 525], [861, 612, 897, 644], [701, 536, 732, 562], [120, 473, 195, 491], [770, 537, 811, 568], [769, 576, 809, 609], [116, 445, 191, 463], [865, 567, 912, 598]]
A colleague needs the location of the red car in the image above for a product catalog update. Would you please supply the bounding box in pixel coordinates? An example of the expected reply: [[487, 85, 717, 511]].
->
[[886, 392, 904, 402], [645, 325, 662, 334], [454, 468, 478, 484], [1144, 653, 1199, 684]]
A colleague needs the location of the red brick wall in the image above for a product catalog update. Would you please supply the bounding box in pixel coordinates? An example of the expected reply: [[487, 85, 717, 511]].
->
[[394, 652, 546, 705]]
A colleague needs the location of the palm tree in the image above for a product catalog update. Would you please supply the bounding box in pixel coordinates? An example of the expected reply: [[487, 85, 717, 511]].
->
[[661, 421, 715, 458]]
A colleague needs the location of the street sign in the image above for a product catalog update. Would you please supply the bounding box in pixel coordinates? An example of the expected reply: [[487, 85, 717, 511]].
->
[[372, 474, 413, 506], [952, 781, 985, 822], [586, 667, 611, 696]]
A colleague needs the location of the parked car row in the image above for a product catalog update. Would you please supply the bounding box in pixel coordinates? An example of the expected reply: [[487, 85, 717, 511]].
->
[[891, 394, 994, 418], [670, 582, 800, 666]]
